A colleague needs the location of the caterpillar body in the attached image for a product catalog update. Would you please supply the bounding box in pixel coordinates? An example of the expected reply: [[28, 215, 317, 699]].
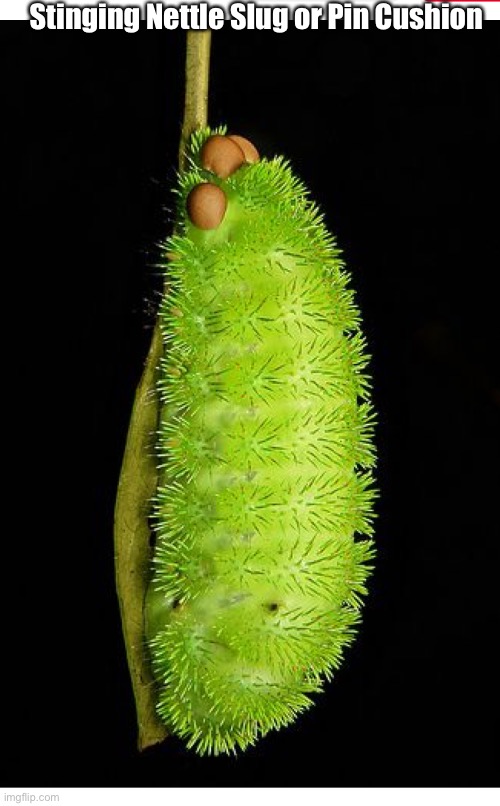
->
[[145, 129, 376, 756]]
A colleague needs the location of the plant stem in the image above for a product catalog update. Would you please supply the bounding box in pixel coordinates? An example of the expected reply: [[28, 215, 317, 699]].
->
[[179, 32, 212, 169], [114, 31, 212, 753]]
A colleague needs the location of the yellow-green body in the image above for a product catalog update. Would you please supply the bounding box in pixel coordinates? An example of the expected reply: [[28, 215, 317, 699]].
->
[[146, 130, 376, 755]]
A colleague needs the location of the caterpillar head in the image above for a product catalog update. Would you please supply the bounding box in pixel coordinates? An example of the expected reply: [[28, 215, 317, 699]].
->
[[180, 131, 261, 246]]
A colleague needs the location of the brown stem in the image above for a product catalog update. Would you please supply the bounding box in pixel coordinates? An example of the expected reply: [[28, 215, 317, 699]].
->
[[114, 31, 212, 753], [179, 32, 212, 170]]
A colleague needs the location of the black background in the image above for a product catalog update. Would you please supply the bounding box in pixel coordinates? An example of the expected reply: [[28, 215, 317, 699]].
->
[[5, 22, 500, 787]]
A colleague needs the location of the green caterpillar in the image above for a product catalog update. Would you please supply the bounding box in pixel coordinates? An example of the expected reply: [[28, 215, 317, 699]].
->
[[145, 128, 376, 756]]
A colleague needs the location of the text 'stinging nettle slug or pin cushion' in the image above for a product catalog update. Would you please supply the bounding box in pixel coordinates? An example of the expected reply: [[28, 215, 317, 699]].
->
[[145, 129, 377, 755]]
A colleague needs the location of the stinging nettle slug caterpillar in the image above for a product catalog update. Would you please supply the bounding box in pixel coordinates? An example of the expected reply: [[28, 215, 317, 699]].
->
[[145, 128, 377, 756]]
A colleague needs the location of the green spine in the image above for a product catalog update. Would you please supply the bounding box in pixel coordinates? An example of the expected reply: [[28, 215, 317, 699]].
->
[[146, 129, 376, 755]]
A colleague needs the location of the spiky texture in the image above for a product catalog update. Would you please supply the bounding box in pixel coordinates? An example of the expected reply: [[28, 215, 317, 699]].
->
[[146, 128, 376, 755]]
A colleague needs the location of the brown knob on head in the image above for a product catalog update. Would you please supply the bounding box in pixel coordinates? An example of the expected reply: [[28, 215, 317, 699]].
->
[[228, 135, 260, 164], [201, 135, 245, 179], [187, 183, 227, 230]]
